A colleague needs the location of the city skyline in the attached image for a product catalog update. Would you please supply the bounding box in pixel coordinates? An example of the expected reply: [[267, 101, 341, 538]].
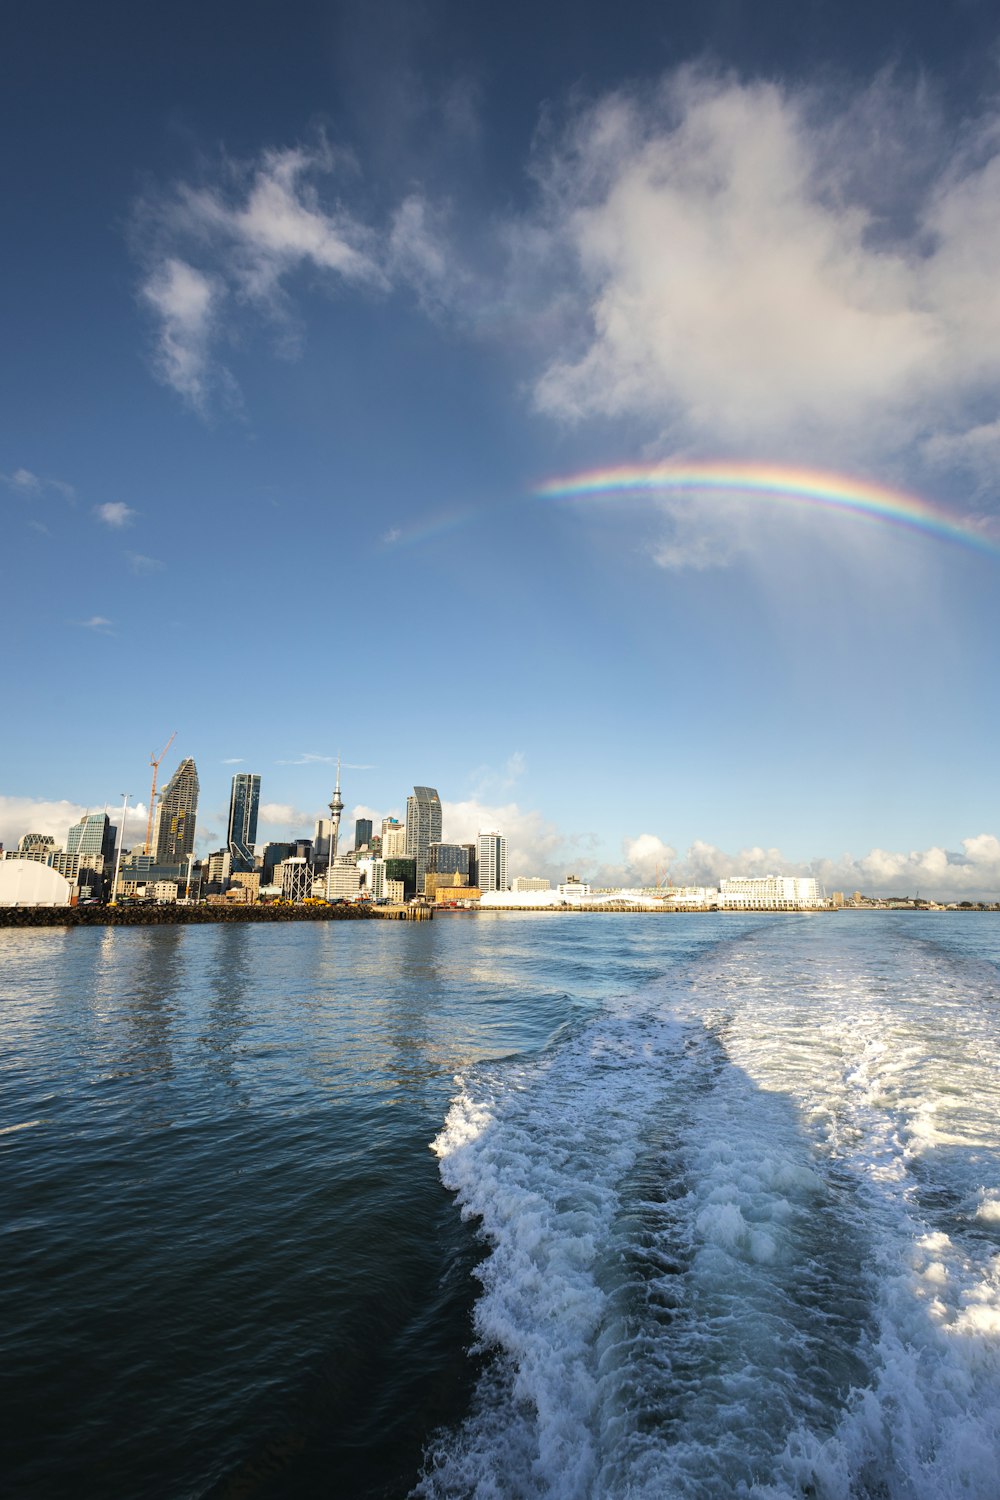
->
[[6, 745, 1000, 901], [4, 1, 1000, 899]]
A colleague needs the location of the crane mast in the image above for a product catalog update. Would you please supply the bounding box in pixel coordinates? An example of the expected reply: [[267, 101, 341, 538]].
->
[[144, 731, 177, 855]]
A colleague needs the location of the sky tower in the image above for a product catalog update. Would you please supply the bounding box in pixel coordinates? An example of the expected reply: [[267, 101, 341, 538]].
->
[[325, 758, 344, 901]]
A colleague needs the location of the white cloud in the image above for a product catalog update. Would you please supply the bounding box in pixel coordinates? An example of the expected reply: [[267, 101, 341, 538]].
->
[[387, 194, 460, 310], [2, 468, 75, 500], [136, 142, 405, 408], [77, 616, 114, 633], [815, 834, 1000, 899], [0, 797, 87, 849], [140, 257, 223, 411], [3, 468, 41, 492], [94, 502, 136, 528], [0, 796, 147, 851], [221, 757, 244, 765], [443, 797, 579, 882], [513, 71, 1000, 518], [276, 751, 337, 766], [467, 752, 527, 799], [622, 833, 676, 883], [347, 803, 383, 829], [620, 831, 1000, 900], [259, 802, 309, 828], [126, 551, 163, 573]]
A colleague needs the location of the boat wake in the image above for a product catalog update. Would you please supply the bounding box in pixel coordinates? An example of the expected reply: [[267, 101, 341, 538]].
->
[[418, 921, 1000, 1498]]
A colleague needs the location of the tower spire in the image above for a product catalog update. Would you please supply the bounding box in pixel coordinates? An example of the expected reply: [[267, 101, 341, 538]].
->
[[325, 755, 344, 901]]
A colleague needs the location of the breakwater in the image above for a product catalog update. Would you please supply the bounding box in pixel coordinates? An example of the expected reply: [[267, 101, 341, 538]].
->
[[0, 902, 380, 928]]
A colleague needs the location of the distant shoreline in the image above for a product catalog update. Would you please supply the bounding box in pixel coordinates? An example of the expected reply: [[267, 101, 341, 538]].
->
[[2, 902, 996, 929]]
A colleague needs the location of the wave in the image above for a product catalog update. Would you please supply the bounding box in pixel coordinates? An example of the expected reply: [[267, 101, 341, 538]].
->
[[417, 920, 1000, 1498]]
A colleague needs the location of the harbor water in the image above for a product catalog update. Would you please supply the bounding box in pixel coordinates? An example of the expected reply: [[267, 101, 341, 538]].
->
[[2, 912, 999, 1497]]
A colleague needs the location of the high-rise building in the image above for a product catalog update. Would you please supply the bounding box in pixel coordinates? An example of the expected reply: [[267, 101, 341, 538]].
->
[[261, 842, 294, 886], [154, 758, 199, 866], [355, 817, 373, 850], [477, 830, 508, 892], [206, 849, 232, 893], [381, 818, 406, 858], [314, 818, 332, 863], [66, 812, 117, 864], [405, 787, 442, 888], [227, 773, 260, 872], [462, 842, 478, 887], [427, 842, 469, 877]]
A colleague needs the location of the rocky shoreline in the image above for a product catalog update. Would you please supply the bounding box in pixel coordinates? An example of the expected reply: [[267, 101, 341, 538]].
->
[[0, 903, 379, 928]]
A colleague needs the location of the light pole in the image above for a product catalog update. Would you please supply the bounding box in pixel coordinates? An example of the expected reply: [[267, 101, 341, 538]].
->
[[325, 757, 343, 902], [110, 792, 130, 905]]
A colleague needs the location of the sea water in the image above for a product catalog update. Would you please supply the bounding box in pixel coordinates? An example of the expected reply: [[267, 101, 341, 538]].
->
[[1, 913, 998, 1497]]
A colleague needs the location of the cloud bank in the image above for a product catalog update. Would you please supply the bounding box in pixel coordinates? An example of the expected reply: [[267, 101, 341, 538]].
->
[[0, 796, 148, 850]]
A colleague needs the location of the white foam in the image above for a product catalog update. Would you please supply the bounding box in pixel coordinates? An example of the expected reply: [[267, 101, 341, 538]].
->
[[418, 921, 1000, 1498]]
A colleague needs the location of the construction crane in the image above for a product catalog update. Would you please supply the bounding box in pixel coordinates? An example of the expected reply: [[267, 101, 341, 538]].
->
[[144, 732, 177, 854]]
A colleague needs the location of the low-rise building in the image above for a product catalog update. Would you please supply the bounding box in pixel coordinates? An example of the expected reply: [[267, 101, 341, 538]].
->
[[0, 858, 72, 906], [424, 870, 470, 902], [16, 833, 59, 863], [435, 885, 480, 904], [230, 871, 260, 902], [512, 877, 551, 893]]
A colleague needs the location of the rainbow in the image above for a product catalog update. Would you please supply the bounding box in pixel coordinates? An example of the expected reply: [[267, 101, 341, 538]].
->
[[534, 462, 999, 557]]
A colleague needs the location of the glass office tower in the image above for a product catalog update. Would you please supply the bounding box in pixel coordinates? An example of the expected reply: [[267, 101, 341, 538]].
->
[[227, 773, 261, 873]]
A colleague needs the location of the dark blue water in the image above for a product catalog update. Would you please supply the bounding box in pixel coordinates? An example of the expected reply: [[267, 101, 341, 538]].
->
[[2, 914, 999, 1498]]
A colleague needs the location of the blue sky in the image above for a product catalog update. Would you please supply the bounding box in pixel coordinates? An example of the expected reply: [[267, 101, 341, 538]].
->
[[4, 0, 1000, 896]]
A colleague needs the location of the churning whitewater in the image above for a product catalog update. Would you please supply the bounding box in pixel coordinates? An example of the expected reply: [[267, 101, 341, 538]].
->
[[420, 917, 1000, 1499]]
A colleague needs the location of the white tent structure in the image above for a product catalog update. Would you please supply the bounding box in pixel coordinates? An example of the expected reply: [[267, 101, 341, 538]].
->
[[0, 858, 73, 906]]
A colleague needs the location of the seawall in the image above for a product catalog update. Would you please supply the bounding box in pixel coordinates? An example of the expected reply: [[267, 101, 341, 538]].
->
[[0, 903, 380, 929]]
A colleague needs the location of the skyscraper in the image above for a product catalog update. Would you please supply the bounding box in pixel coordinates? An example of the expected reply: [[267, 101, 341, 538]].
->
[[477, 830, 508, 892], [355, 817, 373, 850], [154, 758, 199, 866], [405, 786, 442, 888], [227, 773, 260, 872], [66, 812, 117, 865]]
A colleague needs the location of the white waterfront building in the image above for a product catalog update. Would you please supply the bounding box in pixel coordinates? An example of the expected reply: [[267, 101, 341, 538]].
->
[[512, 877, 550, 893], [718, 875, 823, 909], [557, 878, 591, 901]]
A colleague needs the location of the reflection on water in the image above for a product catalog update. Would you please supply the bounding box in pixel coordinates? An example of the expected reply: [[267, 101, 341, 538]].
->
[[9, 915, 996, 1498], [2, 916, 692, 1498]]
